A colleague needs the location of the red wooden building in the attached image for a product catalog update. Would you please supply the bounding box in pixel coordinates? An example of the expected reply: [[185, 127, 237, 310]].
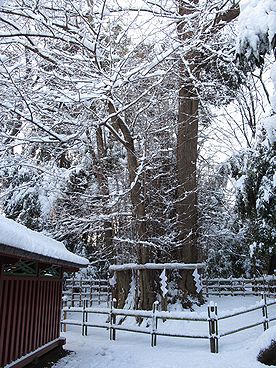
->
[[0, 216, 88, 368]]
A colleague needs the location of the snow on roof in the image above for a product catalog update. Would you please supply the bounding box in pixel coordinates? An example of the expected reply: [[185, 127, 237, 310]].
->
[[0, 215, 89, 267]]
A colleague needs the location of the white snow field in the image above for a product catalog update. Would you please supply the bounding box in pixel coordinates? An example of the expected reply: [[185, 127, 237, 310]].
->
[[55, 296, 276, 368]]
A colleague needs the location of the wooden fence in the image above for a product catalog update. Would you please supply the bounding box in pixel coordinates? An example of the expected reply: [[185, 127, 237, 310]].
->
[[62, 275, 276, 308], [62, 278, 110, 307], [202, 275, 276, 297], [61, 295, 276, 353]]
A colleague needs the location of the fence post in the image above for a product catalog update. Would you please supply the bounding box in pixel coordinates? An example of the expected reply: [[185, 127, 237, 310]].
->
[[89, 277, 93, 307], [151, 301, 159, 347], [110, 298, 117, 341], [230, 276, 233, 296], [261, 294, 269, 331], [262, 274, 266, 296], [241, 275, 245, 296], [206, 277, 209, 298], [271, 272, 276, 298], [82, 304, 85, 336], [71, 277, 75, 307], [62, 295, 68, 308], [208, 302, 219, 353], [268, 274, 272, 298], [84, 283, 88, 308], [253, 274, 257, 296], [107, 285, 111, 307], [79, 277, 83, 307], [98, 279, 102, 305], [81, 303, 88, 336], [61, 309, 67, 333]]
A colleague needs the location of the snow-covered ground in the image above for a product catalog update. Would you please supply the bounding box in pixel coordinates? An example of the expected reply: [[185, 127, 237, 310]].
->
[[54, 296, 276, 368]]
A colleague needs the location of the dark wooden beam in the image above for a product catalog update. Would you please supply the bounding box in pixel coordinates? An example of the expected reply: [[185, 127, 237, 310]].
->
[[6, 337, 66, 368], [0, 244, 85, 270]]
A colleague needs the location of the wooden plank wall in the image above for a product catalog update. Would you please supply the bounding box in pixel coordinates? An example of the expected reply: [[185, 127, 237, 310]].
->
[[0, 276, 62, 367]]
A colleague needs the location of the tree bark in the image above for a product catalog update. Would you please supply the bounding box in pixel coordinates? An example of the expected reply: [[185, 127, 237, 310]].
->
[[113, 270, 132, 309], [172, 0, 202, 303], [87, 126, 114, 258], [95, 126, 114, 250], [108, 101, 157, 310], [108, 101, 146, 247], [176, 77, 199, 263], [175, 0, 200, 264]]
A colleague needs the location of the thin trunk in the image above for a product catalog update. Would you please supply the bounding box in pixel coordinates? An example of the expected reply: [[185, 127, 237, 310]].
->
[[87, 126, 114, 256], [108, 101, 156, 309], [96, 127, 114, 250], [108, 101, 147, 251]]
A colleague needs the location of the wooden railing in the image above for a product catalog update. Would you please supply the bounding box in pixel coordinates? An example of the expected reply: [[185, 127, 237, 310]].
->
[[202, 275, 276, 297], [62, 275, 276, 308], [62, 278, 111, 307], [61, 295, 276, 353]]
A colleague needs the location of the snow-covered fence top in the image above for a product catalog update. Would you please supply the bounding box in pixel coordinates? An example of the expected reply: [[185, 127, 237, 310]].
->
[[109, 262, 205, 271], [0, 215, 88, 266]]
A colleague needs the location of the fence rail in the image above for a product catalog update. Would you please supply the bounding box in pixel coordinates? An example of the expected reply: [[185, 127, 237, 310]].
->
[[61, 295, 276, 353], [61, 275, 276, 353], [202, 275, 276, 297], [63, 275, 276, 308], [63, 278, 110, 307]]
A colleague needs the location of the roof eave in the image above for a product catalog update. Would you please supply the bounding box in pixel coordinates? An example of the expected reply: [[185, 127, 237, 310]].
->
[[0, 243, 88, 270]]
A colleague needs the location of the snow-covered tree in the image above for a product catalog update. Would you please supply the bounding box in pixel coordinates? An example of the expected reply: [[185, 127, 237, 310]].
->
[[0, 0, 260, 308], [225, 0, 276, 274], [236, 0, 276, 69]]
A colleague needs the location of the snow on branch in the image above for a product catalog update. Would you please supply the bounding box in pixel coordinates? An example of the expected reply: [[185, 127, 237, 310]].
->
[[236, 0, 276, 62], [109, 262, 205, 272]]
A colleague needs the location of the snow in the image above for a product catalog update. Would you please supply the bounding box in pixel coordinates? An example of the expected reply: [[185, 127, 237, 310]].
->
[[109, 263, 205, 271], [160, 269, 168, 297], [271, 62, 276, 86], [237, 0, 276, 58], [255, 325, 276, 352], [123, 273, 136, 310], [262, 63, 276, 144], [0, 215, 88, 266], [109, 274, 117, 287], [261, 62, 276, 145], [55, 296, 276, 368], [193, 268, 203, 294]]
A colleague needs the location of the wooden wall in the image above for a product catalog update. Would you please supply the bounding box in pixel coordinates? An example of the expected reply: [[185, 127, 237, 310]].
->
[[0, 261, 62, 367]]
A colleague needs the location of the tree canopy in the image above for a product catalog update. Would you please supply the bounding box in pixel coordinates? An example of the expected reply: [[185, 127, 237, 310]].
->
[[0, 0, 275, 308]]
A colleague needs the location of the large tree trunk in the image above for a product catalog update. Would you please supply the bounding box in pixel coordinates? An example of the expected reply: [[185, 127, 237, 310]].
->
[[113, 270, 132, 309], [174, 0, 239, 303], [174, 0, 202, 303], [109, 1, 240, 309], [176, 78, 199, 263], [175, 0, 200, 261]]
